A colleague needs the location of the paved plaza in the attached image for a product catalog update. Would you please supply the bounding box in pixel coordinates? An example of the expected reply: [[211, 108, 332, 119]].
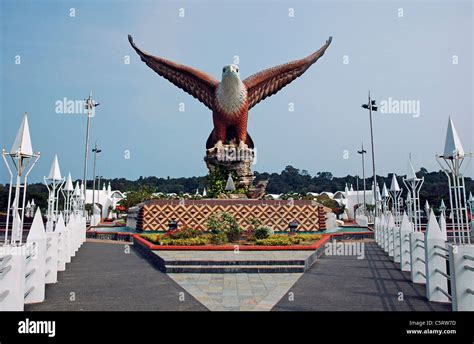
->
[[25, 242, 206, 311], [25, 240, 451, 312]]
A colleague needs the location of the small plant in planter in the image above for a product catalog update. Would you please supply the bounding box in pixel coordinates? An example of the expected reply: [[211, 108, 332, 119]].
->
[[249, 217, 273, 239], [207, 211, 242, 242], [254, 226, 273, 240]]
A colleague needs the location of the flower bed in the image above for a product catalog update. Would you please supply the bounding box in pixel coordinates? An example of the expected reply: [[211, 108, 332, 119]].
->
[[139, 232, 323, 247], [137, 212, 326, 249]]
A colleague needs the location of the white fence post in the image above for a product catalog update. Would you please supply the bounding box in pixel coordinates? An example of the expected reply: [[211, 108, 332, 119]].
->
[[393, 223, 401, 263], [388, 214, 395, 258], [399, 213, 413, 272], [81, 214, 87, 246], [384, 214, 392, 253], [70, 213, 77, 258], [45, 231, 58, 284], [410, 231, 426, 284], [374, 216, 379, 243], [0, 247, 26, 311], [24, 209, 46, 304], [65, 214, 73, 263], [425, 211, 450, 303], [449, 244, 474, 311], [56, 214, 67, 271]]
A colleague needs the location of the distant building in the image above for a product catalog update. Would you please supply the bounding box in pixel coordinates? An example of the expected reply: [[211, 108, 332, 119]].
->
[[85, 182, 124, 219], [333, 183, 376, 220]]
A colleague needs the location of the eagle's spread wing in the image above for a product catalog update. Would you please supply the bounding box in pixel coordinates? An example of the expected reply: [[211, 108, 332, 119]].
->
[[128, 35, 219, 110], [243, 37, 332, 110]]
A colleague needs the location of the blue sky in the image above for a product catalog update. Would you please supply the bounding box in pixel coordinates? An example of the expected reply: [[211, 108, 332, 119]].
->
[[1, 0, 472, 184]]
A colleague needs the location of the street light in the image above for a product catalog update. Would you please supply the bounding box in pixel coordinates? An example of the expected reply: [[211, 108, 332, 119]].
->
[[357, 143, 367, 214], [91, 143, 102, 217], [82, 90, 100, 217], [361, 91, 378, 217]]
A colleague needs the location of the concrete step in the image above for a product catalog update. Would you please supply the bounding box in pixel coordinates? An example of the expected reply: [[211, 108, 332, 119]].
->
[[164, 259, 306, 266], [164, 264, 305, 273]]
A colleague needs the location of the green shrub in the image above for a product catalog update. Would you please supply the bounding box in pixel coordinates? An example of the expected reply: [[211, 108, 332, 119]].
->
[[254, 226, 272, 239], [160, 236, 211, 246], [167, 227, 204, 239], [256, 235, 292, 246], [207, 212, 242, 242], [210, 232, 228, 245], [140, 234, 161, 244], [255, 234, 322, 246]]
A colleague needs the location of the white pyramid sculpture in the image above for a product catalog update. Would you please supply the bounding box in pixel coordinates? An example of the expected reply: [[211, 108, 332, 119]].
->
[[203, 187, 207, 197], [426, 210, 443, 240], [47, 155, 62, 181], [73, 182, 81, 197], [400, 212, 413, 232], [11, 210, 22, 243], [27, 208, 46, 241], [440, 199, 446, 210], [425, 200, 430, 211], [64, 173, 74, 191], [390, 174, 401, 192], [225, 173, 235, 191], [25, 208, 47, 304], [10, 113, 33, 156], [195, 188, 199, 195], [55, 213, 67, 271], [443, 116, 464, 158], [406, 158, 418, 180], [439, 212, 448, 241], [80, 182, 85, 201], [382, 183, 389, 198], [107, 182, 112, 194]]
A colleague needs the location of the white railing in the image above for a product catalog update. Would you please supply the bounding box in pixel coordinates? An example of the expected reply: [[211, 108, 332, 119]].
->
[[0, 208, 87, 311], [374, 210, 474, 311]]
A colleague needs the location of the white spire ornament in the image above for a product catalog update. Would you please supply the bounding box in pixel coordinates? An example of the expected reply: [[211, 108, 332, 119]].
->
[[2, 113, 40, 244], [44, 155, 65, 232], [225, 173, 236, 192], [436, 117, 472, 245]]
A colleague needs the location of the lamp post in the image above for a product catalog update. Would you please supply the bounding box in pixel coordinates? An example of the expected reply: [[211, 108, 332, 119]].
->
[[439, 199, 447, 218], [82, 91, 100, 217], [403, 156, 424, 232], [468, 192, 474, 235], [62, 173, 74, 223], [406, 193, 412, 219], [361, 91, 378, 217], [44, 155, 65, 232], [435, 117, 472, 245], [357, 143, 367, 214], [389, 174, 402, 226], [381, 183, 390, 214], [91, 144, 102, 215], [2, 114, 40, 245]]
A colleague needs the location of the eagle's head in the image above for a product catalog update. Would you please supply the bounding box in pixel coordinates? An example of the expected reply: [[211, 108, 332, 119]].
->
[[222, 64, 240, 81]]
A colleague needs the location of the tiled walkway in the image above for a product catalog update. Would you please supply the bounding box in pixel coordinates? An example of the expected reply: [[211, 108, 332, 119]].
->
[[169, 273, 302, 311], [26, 240, 452, 312]]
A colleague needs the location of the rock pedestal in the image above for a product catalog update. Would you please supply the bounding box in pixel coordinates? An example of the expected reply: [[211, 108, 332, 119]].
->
[[204, 143, 256, 190]]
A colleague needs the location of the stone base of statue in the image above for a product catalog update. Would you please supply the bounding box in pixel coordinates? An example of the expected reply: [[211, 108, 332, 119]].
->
[[205, 143, 257, 193]]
